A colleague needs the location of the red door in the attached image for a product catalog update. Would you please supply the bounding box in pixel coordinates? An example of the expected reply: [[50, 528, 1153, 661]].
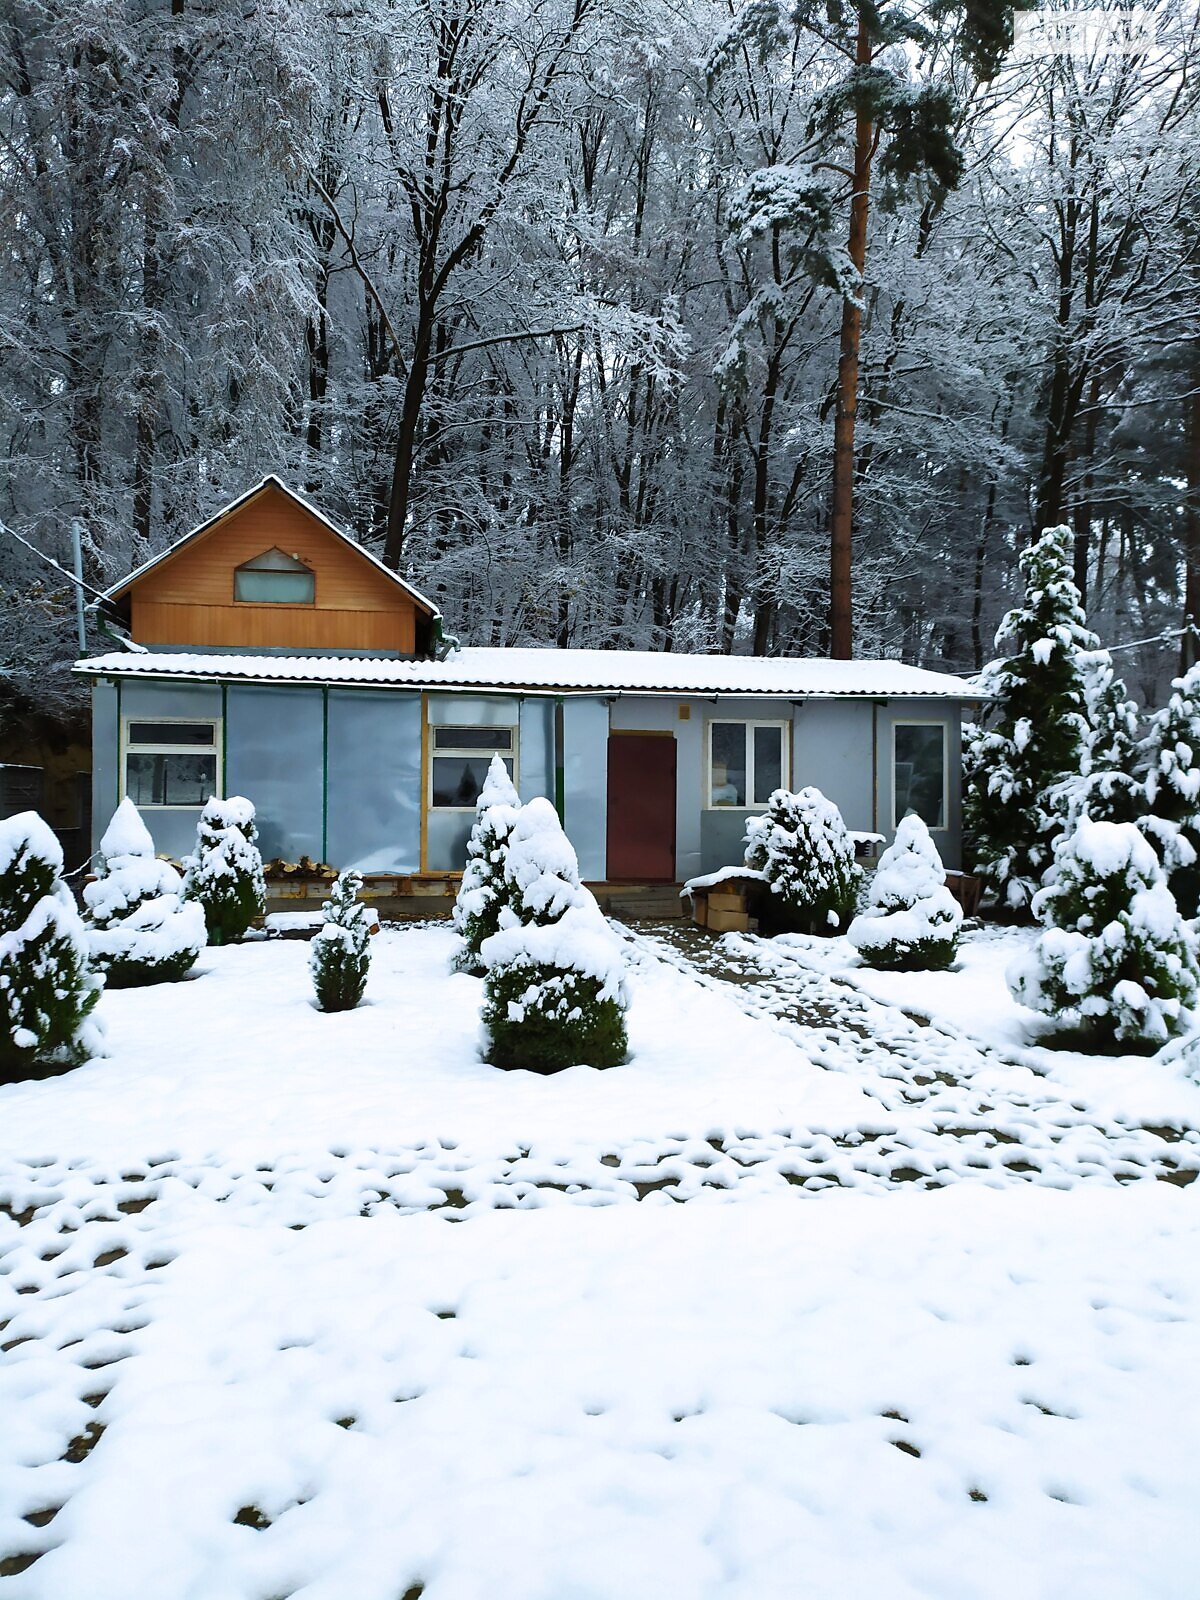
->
[[606, 733, 676, 882]]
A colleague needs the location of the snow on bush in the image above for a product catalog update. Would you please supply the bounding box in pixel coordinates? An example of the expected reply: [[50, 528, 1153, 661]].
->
[[966, 524, 1098, 914], [310, 870, 372, 1012], [0, 811, 102, 1073], [83, 799, 206, 988], [848, 815, 962, 971], [181, 796, 266, 945], [1007, 817, 1199, 1052], [744, 786, 861, 935], [1139, 662, 1200, 918], [481, 798, 628, 1072], [452, 755, 521, 976]]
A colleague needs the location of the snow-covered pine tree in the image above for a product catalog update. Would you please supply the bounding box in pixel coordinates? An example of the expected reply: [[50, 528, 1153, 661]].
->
[[1052, 650, 1145, 830], [1139, 663, 1200, 918], [1008, 818, 1199, 1052], [743, 786, 861, 935], [481, 798, 628, 1072], [452, 754, 522, 975], [847, 815, 963, 970], [84, 799, 206, 987], [310, 870, 372, 1012], [1, 812, 103, 1073], [181, 796, 266, 946], [965, 524, 1099, 914]]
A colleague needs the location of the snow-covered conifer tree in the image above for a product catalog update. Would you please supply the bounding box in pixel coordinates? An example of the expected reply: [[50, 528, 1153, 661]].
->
[[84, 799, 206, 987], [181, 797, 266, 946], [965, 524, 1099, 914], [1, 812, 103, 1073], [1008, 818, 1198, 1051], [310, 870, 372, 1012], [1052, 650, 1145, 830], [743, 786, 861, 935], [1139, 663, 1200, 918], [452, 755, 521, 975], [481, 798, 628, 1072], [848, 815, 962, 970]]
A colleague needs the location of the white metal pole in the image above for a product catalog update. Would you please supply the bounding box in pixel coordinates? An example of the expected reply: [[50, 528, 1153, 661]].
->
[[70, 518, 87, 654]]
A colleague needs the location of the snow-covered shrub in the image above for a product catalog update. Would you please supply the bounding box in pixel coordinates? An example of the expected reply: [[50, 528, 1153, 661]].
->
[[966, 524, 1098, 914], [743, 786, 861, 935], [1139, 663, 1200, 918], [452, 754, 521, 976], [481, 798, 628, 1072], [1052, 649, 1145, 830], [847, 815, 962, 971], [84, 799, 206, 988], [1007, 818, 1199, 1052], [181, 796, 266, 945], [0, 811, 102, 1073], [310, 870, 372, 1012]]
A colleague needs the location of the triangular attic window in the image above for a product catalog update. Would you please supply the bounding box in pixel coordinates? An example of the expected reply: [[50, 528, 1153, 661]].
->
[[234, 547, 315, 603]]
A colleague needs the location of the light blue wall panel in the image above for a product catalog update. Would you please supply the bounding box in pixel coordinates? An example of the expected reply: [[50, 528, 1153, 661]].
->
[[225, 685, 324, 863], [91, 681, 119, 853], [700, 810, 753, 875], [518, 698, 554, 802], [793, 700, 875, 833], [326, 689, 421, 873], [562, 697, 609, 880]]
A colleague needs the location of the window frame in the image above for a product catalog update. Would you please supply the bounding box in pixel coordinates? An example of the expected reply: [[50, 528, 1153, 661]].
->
[[120, 716, 223, 811], [428, 724, 519, 812], [232, 550, 316, 607], [891, 719, 949, 831], [704, 718, 790, 810]]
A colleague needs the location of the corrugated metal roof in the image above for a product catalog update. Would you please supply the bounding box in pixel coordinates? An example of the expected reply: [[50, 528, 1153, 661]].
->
[[74, 646, 981, 699]]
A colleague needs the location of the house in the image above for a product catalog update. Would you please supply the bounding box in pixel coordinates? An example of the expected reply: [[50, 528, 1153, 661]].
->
[[78, 478, 980, 905]]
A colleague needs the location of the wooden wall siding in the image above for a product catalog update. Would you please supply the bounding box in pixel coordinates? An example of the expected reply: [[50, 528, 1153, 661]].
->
[[129, 484, 417, 651]]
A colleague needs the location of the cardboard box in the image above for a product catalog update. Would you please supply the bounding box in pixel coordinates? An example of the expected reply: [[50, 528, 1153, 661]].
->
[[708, 890, 748, 913], [707, 907, 751, 934]]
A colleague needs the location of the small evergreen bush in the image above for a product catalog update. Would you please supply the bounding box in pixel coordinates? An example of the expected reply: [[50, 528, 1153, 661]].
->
[[310, 870, 372, 1012], [1052, 649, 1145, 830], [84, 798, 206, 987], [744, 786, 861, 935], [1, 811, 103, 1074], [848, 815, 962, 971], [965, 524, 1098, 914], [1139, 663, 1200, 918], [452, 754, 521, 975], [481, 798, 628, 1072], [1007, 817, 1199, 1052], [181, 796, 266, 945]]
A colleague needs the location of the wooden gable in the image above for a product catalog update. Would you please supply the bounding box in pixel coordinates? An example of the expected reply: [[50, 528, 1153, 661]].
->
[[112, 480, 435, 654]]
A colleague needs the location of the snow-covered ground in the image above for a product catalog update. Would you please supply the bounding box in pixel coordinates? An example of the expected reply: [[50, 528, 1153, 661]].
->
[[2, 924, 1199, 1598]]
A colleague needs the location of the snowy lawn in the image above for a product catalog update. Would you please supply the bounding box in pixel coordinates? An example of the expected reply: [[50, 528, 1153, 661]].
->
[[3, 924, 1200, 1598]]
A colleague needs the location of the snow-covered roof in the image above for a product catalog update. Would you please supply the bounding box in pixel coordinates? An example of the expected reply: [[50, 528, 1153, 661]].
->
[[74, 645, 981, 699], [99, 476, 440, 619]]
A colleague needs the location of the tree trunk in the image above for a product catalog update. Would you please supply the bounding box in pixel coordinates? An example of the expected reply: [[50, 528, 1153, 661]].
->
[[1184, 378, 1200, 672], [829, 7, 874, 660]]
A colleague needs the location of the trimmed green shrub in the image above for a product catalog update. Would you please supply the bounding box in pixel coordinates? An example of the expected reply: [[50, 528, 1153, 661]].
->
[[181, 796, 266, 945], [744, 786, 861, 935], [84, 798, 205, 987], [1139, 662, 1200, 918], [848, 815, 962, 970], [452, 754, 521, 975], [310, 870, 372, 1012]]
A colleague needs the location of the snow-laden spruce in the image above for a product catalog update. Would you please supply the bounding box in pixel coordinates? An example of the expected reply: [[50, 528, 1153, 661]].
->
[[310, 870, 372, 1012], [966, 524, 1098, 913], [1052, 649, 1145, 830], [0, 811, 102, 1072], [84, 799, 206, 987], [744, 786, 861, 935], [1139, 662, 1200, 918], [181, 796, 266, 945], [452, 755, 522, 976], [1008, 818, 1199, 1052], [481, 798, 628, 1072], [848, 815, 962, 971]]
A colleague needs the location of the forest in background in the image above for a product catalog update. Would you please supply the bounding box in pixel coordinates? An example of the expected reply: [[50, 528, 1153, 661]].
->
[[2, 0, 1198, 726]]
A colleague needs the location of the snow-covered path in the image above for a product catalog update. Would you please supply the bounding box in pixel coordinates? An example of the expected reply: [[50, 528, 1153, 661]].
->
[[2, 926, 1199, 1597]]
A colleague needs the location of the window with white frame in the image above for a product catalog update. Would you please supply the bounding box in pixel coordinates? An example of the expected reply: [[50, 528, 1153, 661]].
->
[[430, 725, 516, 809], [893, 722, 948, 829], [706, 720, 788, 808], [123, 720, 220, 809]]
